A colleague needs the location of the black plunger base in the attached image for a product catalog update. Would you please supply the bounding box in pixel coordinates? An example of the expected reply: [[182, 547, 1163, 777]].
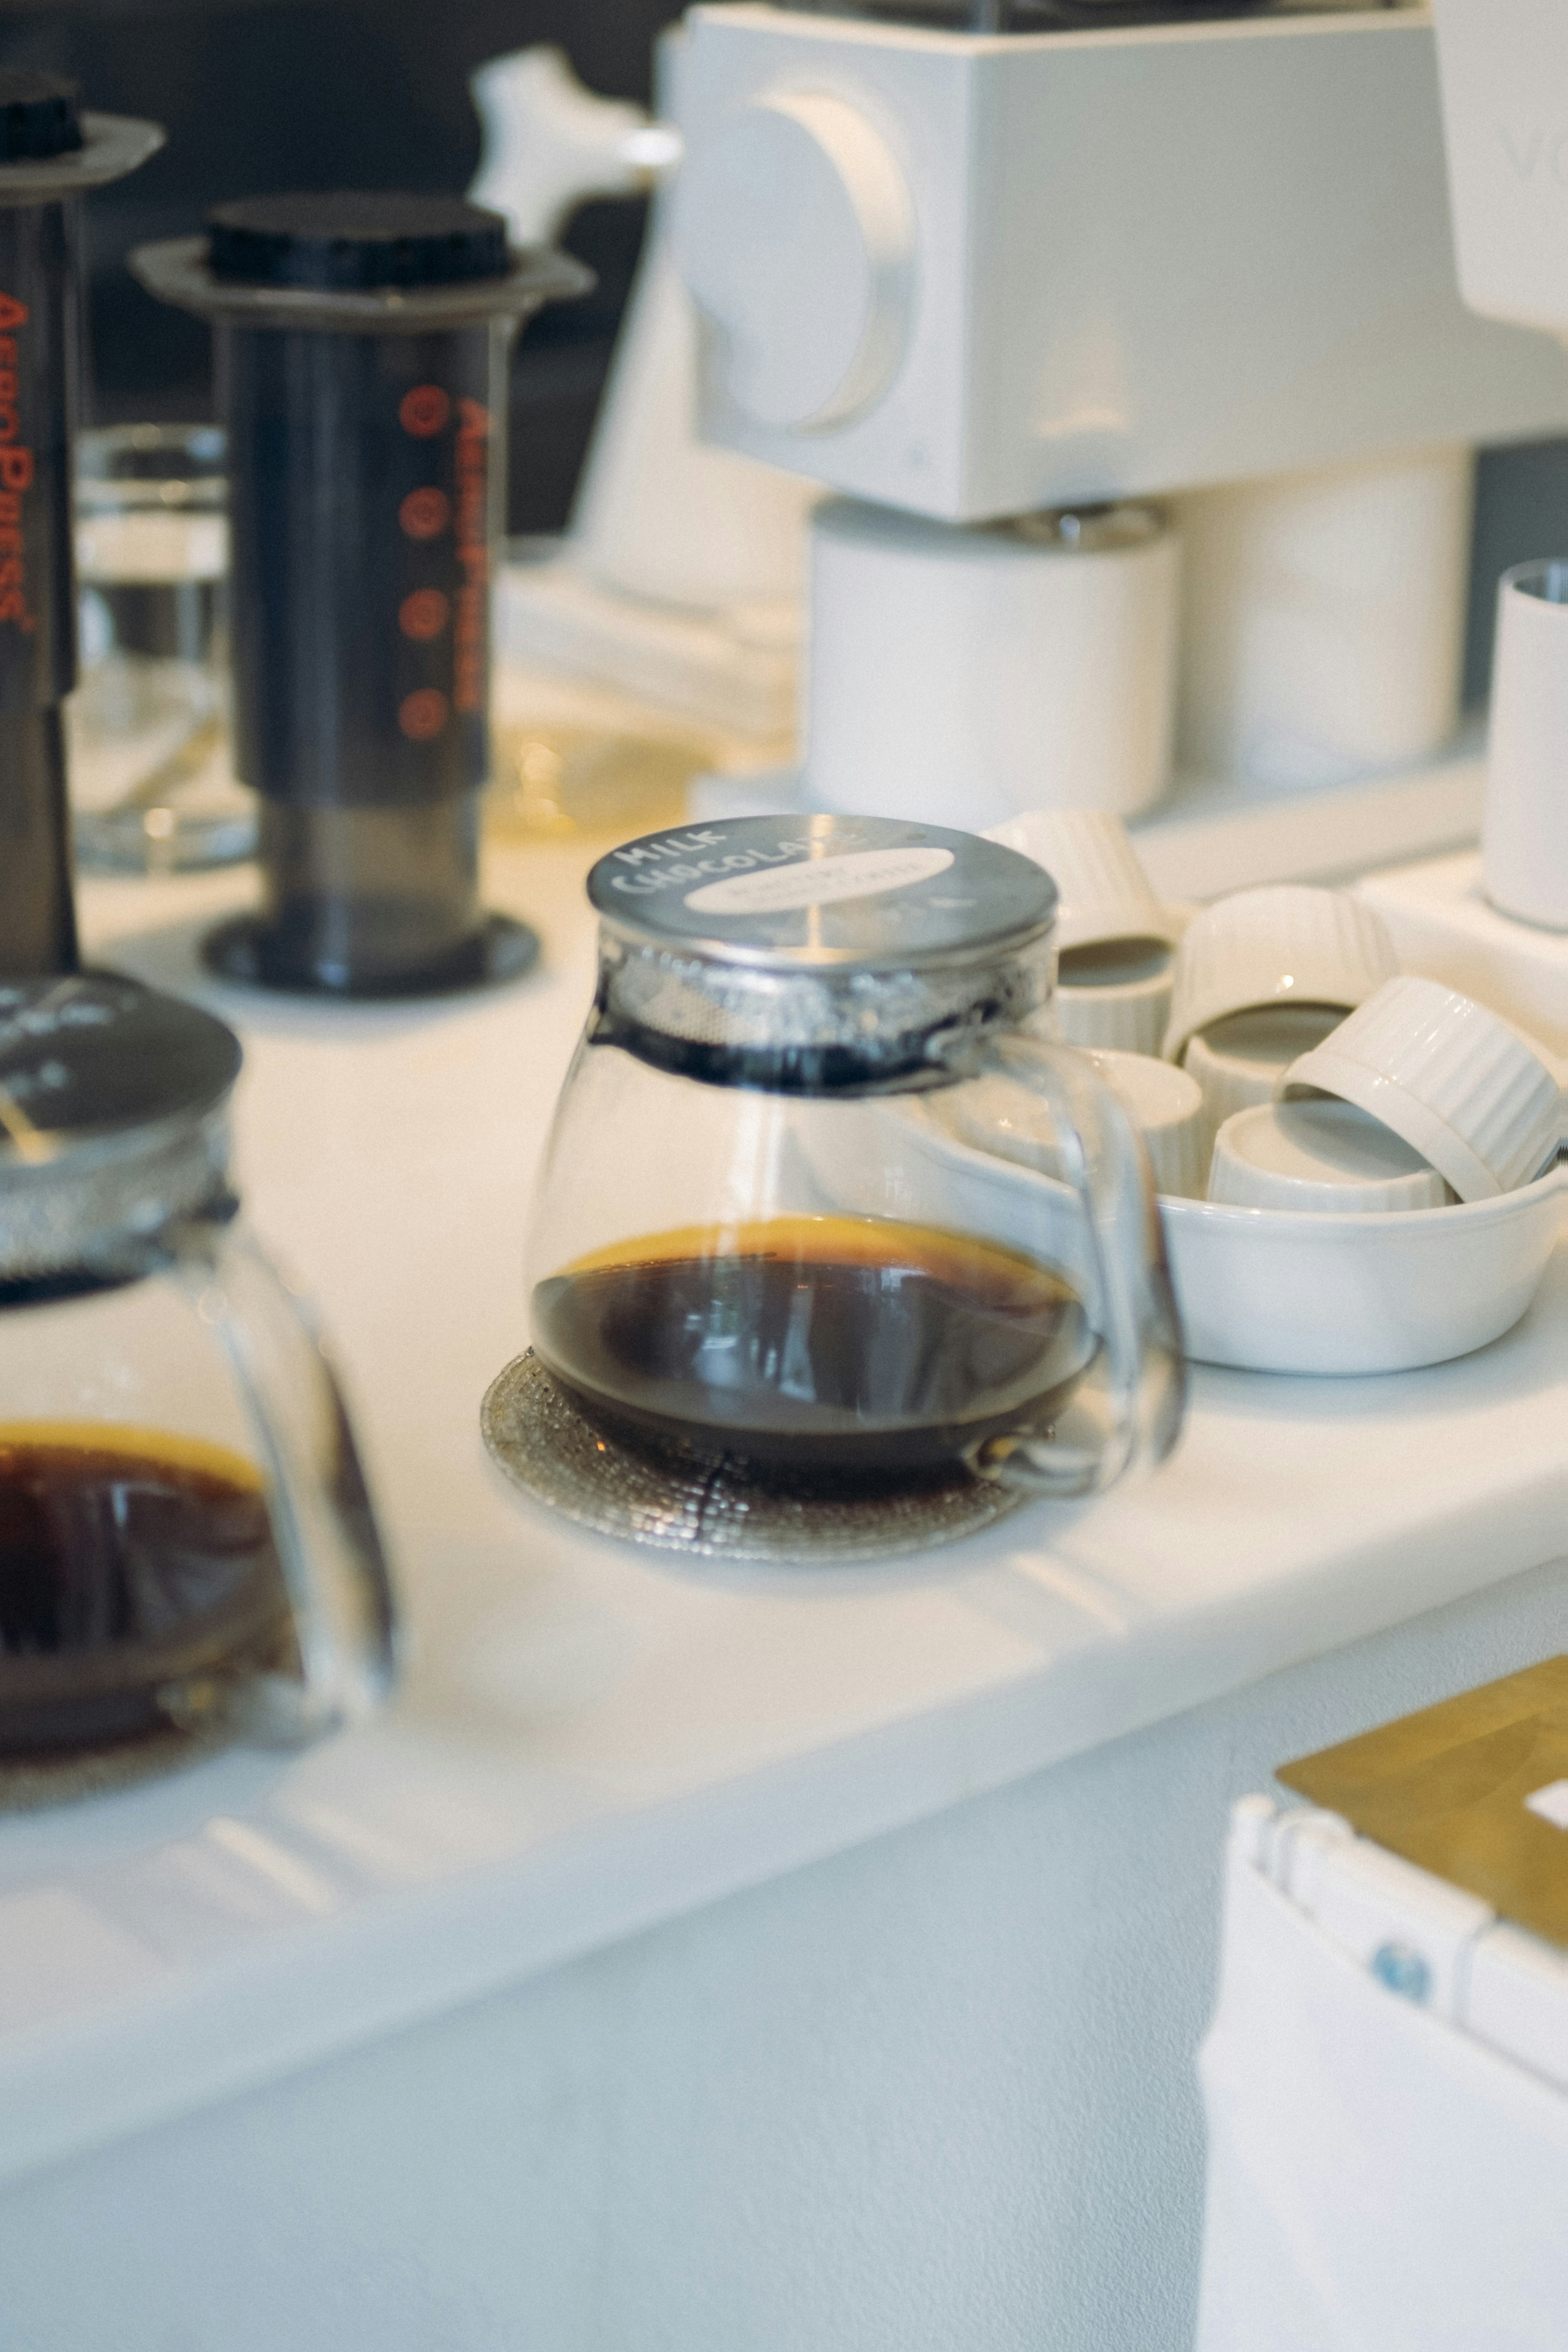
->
[[204, 906, 538, 1000], [202, 791, 538, 998]]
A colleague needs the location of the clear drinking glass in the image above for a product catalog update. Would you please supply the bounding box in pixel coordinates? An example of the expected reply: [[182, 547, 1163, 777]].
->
[[69, 422, 258, 871], [524, 815, 1185, 1499]]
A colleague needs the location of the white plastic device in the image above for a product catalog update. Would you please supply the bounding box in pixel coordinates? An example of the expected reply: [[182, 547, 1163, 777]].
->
[[470, 38, 816, 733], [470, 47, 678, 245], [1430, 0, 1568, 341], [671, 6, 1568, 523]]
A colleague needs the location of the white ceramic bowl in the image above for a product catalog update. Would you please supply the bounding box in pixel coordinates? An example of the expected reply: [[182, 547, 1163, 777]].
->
[[1163, 884, 1398, 1063], [1086, 1048, 1206, 1198], [878, 1097, 1564, 1376], [1162, 1167, 1563, 1373]]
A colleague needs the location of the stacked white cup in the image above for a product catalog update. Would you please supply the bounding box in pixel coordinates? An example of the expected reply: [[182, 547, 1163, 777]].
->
[[985, 809, 1183, 1056], [1164, 885, 1399, 1166]]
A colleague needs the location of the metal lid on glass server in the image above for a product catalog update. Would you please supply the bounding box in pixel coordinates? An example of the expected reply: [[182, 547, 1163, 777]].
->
[[589, 815, 1056, 967], [586, 815, 1059, 1094], [0, 975, 241, 1284]]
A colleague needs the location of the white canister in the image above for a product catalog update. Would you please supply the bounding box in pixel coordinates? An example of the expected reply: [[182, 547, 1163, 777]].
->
[[1173, 447, 1472, 789], [1483, 559, 1568, 933], [804, 498, 1179, 826]]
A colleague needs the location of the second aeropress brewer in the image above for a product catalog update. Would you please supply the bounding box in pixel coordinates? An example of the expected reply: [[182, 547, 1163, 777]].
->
[[134, 195, 590, 995]]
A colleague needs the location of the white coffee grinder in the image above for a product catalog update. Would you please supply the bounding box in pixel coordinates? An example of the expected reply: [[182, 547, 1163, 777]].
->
[[663, 4, 1568, 896]]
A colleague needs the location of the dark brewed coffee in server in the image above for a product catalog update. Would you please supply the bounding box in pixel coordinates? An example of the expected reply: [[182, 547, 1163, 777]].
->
[[0, 1427, 291, 1752], [532, 1214, 1093, 1473]]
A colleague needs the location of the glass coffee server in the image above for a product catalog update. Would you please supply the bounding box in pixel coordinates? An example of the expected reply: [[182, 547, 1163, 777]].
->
[[0, 976, 395, 1762], [526, 815, 1184, 1503]]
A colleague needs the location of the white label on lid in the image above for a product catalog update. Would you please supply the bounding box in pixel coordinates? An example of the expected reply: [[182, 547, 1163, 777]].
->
[[685, 844, 953, 917]]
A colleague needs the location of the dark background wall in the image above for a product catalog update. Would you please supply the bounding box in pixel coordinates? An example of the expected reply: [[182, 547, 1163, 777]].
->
[[0, 0, 677, 530]]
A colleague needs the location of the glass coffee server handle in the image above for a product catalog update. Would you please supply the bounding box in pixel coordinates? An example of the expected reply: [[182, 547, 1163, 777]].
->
[[945, 1030, 1186, 1498], [166, 1218, 398, 1742]]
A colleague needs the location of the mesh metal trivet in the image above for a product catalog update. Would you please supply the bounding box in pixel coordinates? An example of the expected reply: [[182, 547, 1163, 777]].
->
[[480, 1351, 1029, 1564]]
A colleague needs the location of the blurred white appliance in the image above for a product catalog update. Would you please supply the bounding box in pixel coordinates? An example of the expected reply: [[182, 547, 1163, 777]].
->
[[472, 39, 814, 745], [670, 5, 1568, 831], [1427, 0, 1568, 929], [1349, 2, 1568, 1019], [671, 5, 1568, 517]]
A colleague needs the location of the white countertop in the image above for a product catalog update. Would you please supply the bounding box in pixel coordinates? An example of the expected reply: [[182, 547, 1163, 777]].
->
[[0, 836, 1562, 2187]]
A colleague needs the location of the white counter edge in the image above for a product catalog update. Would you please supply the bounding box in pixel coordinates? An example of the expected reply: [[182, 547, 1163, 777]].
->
[[0, 1449, 1559, 2192]]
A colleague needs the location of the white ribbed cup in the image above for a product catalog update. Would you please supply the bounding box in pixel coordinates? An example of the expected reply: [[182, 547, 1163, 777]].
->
[[1163, 884, 1398, 1063], [936, 1049, 1205, 1198], [1207, 1100, 1451, 1212], [1282, 975, 1561, 1201], [1083, 1048, 1207, 1198], [1184, 1004, 1348, 1152], [1055, 940, 1173, 1055], [983, 810, 1178, 953]]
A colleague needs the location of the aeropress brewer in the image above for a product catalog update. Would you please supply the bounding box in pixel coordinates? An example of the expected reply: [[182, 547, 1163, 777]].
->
[[134, 195, 590, 995], [0, 73, 162, 976]]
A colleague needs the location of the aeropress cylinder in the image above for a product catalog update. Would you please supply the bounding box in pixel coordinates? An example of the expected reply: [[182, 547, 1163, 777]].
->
[[133, 195, 590, 995], [0, 76, 161, 976]]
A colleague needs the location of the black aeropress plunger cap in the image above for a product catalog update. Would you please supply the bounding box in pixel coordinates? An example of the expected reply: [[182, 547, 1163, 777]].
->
[[0, 69, 82, 162], [208, 191, 510, 292]]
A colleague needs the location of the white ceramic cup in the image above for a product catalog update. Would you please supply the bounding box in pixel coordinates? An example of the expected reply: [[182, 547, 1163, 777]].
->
[[1163, 884, 1399, 1064], [1207, 1100, 1451, 1213], [1183, 1004, 1348, 1152], [1055, 940, 1174, 1056], [1082, 1049, 1207, 1198], [1282, 973, 1561, 1202], [1483, 559, 1568, 932], [989, 809, 1179, 1053], [983, 809, 1178, 953], [928, 1048, 1205, 1198]]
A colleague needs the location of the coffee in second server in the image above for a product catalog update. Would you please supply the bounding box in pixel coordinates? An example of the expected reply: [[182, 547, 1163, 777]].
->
[[532, 1213, 1094, 1475]]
